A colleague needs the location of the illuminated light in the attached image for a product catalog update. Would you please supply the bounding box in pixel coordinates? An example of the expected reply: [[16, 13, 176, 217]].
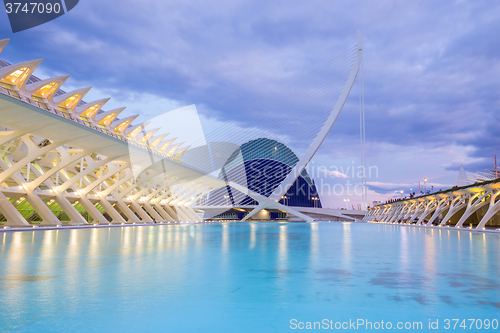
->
[[18, 185, 23, 189], [127, 127, 143, 139], [56, 225, 60, 227], [81, 104, 100, 118], [60, 94, 81, 109], [3, 226, 10, 229], [114, 120, 131, 133], [33, 225, 38, 228], [121, 223, 125, 225], [151, 137, 164, 147], [99, 113, 117, 126], [160, 141, 173, 151], [33, 82, 57, 99], [140, 132, 154, 143], [1, 67, 29, 85]]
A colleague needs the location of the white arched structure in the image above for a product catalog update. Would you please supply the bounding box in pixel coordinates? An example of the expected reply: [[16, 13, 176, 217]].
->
[[363, 182, 500, 230]]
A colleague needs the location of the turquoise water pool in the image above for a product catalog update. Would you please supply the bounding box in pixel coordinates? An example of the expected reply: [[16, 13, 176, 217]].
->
[[1, 222, 499, 332]]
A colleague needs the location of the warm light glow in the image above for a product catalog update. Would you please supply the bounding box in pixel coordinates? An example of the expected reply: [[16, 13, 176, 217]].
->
[[99, 113, 117, 126], [160, 142, 173, 151], [127, 126, 143, 139], [81, 104, 100, 118], [60, 94, 81, 109], [1, 68, 29, 86], [114, 120, 131, 133], [166, 147, 178, 156], [32, 82, 57, 99], [140, 132, 154, 143], [151, 137, 164, 147]]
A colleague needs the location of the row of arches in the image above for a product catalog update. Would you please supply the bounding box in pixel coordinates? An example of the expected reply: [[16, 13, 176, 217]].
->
[[364, 188, 500, 230]]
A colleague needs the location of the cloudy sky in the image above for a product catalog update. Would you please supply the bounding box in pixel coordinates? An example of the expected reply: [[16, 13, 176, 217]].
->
[[1, 0, 498, 208]]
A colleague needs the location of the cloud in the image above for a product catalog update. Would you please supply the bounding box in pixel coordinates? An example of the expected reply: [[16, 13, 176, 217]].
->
[[318, 168, 350, 179]]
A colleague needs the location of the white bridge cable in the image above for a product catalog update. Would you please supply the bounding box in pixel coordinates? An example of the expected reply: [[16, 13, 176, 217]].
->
[[358, 46, 367, 209], [184, 45, 360, 206], [182, 45, 358, 179], [199, 48, 357, 154]]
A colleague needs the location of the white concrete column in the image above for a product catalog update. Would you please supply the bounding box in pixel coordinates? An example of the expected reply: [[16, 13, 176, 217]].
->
[[114, 199, 142, 223], [98, 198, 127, 224], [25, 190, 61, 225], [54, 194, 88, 224], [128, 200, 152, 222], [142, 203, 164, 222], [0, 191, 30, 226], [154, 203, 175, 222], [78, 196, 109, 224]]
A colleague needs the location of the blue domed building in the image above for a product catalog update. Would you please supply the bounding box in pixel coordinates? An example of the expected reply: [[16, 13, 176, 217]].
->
[[207, 138, 321, 218]]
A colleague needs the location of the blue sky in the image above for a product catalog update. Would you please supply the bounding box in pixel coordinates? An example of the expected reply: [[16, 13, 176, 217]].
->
[[1, 0, 499, 208]]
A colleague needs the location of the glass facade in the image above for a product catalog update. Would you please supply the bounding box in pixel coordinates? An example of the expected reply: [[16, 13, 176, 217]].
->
[[208, 138, 322, 208]]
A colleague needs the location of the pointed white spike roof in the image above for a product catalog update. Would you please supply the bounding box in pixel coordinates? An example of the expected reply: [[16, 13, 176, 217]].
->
[[149, 133, 170, 148], [167, 142, 184, 156], [158, 137, 177, 152], [175, 145, 191, 159], [94, 107, 125, 125], [76, 97, 111, 118], [138, 127, 161, 142], [0, 59, 43, 89], [23, 74, 70, 100], [0, 39, 10, 54], [53, 86, 92, 109], [111, 114, 139, 133], [124, 121, 151, 138]]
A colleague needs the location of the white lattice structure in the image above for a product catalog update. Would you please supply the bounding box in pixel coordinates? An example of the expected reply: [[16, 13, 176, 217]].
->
[[363, 182, 500, 230]]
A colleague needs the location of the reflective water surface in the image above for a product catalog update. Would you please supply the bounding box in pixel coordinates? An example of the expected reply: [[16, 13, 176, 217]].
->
[[1, 223, 499, 332]]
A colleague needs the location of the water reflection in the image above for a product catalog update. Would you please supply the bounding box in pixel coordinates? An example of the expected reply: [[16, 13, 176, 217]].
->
[[277, 224, 288, 270], [0, 223, 499, 332], [342, 223, 351, 271], [249, 223, 257, 250], [399, 226, 409, 271], [309, 223, 319, 270]]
